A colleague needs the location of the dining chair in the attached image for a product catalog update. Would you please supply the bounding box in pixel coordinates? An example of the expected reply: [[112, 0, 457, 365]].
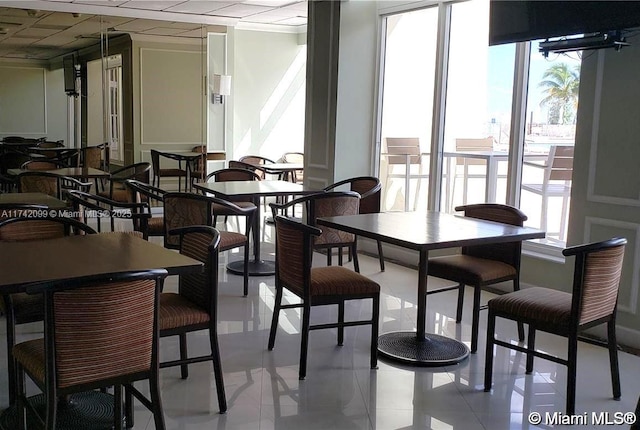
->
[[20, 160, 63, 170], [278, 152, 304, 183], [163, 192, 256, 295], [426, 203, 528, 353], [66, 190, 152, 239], [98, 162, 151, 202], [448, 137, 495, 210], [204, 167, 261, 227], [125, 179, 167, 240], [484, 237, 626, 415], [79, 143, 109, 190], [17, 171, 92, 200], [150, 149, 189, 192], [521, 145, 574, 241], [270, 191, 362, 272], [268, 215, 380, 380], [155, 225, 227, 413], [323, 176, 385, 271], [13, 269, 168, 430], [0, 215, 97, 406], [381, 138, 427, 211]]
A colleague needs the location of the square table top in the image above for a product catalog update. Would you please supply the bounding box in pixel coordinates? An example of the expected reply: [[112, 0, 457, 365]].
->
[[0, 192, 68, 209], [317, 211, 545, 251], [193, 180, 319, 198], [7, 167, 111, 179], [0, 233, 202, 293]]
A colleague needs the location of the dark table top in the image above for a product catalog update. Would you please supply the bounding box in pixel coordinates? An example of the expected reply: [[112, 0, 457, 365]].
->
[[0, 192, 68, 209], [0, 233, 202, 293], [245, 163, 304, 174], [193, 180, 318, 197], [317, 211, 545, 251], [8, 167, 111, 179]]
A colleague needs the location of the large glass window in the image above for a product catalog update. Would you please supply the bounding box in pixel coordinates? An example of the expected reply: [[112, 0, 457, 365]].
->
[[378, 7, 438, 212], [520, 42, 579, 246], [441, 0, 515, 212]]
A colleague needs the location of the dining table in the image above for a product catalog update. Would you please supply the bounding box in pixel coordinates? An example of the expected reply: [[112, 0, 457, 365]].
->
[[193, 179, 319, 275], [7, 167, 111, 180], [316, 211, 545, 366], [0, 192, 68, 210], [243, 162, 304, 182], [0, 232, 203, 429]]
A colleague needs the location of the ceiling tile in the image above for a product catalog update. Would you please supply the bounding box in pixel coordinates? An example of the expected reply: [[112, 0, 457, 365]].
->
[[119, 1, 184, 11], [37, 12, 90, 26], [140, 27, 188, 36], [74, 0, 128, 5], [2, 37, 38, 46], [209, 3, 271, 18], [15, 27, 61, 38], [164, 1, 233, 14], [113, 18, 166, 31], [244, 0, 297, 7], [274, 16, 306, 25]]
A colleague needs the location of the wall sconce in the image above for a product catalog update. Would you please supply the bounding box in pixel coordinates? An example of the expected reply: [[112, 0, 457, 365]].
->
[[210, 74, 231, 104]]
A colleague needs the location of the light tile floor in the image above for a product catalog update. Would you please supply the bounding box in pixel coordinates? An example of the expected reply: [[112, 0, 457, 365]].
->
[[3, 240, 640, 429]]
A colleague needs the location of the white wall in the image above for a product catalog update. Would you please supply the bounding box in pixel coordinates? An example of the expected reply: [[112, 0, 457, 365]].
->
[[231, 29, 306, 162]]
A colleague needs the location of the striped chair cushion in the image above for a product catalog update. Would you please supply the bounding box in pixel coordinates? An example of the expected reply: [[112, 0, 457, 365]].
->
[[488, 287, 572, 329], [159, 293, 209, 330], [1, 293, 43, 324], [428, 255, 516, 285], [148, 217, 164, 235], [310, 266, 380, 296], [0, 220, 65, 242], [12, 339, 46, 385], [579, 245, 625, 325], [219, 231, 246, 251]]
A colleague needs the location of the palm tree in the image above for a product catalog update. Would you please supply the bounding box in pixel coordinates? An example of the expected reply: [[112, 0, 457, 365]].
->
[[538, 63, 580, 124]]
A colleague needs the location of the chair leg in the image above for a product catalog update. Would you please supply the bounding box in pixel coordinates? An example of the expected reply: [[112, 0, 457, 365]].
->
[[114, 384, 123, 430], [5, 307, 17, 405], [45, 385, 57, 430], [268, 287, 283, 350], [607, 318, 621, 400], [513, 279, 525, 342], [484, 311, 496, 391], [338, 247, 343, 266], [299, 303, 311, 380], [526, 325, 536, 373], [455, 283, 465, 323], [566, 334, 578, 415], [352, 243, 360, 273], [337, 301, 345, 346], [377, 240, 385, 272], [371, 294, 379, 369], [327, 249, 332, 266], [125, 385, 134, 429], [149, 373, 166, 430], [471, 284, 482, 353], [16, 363, 25, 430], [179, 333, 189, 379], [243, 244, 250, 296], [208, 323, 227, 413]]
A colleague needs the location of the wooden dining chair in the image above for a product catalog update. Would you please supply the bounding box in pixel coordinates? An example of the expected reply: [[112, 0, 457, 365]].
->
[[125, 179, 167, 240], [150, 149, 188, 192], [268, 215, 380, 380], [163, 192, 256, 295], [323, 176, 385, 271], [426, 203, 528, 353], [156, 225, 227, 413], [484, 237, 626, 415], [17, 171, 92, 200], [13, 269, 168, 430], [98, 162, 151, 202], [0, 215, 97, 406], [270, 191, 362, 272]]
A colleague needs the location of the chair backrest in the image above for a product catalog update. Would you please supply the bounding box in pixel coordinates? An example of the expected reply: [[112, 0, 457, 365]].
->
[[546, 145, 574, 182], [0, 150, 32, 174], [383, 138, 421, 165], [206, 167, 261, 183], [280, 152, 303, 164], [172, 226, 220, 313], [21, 160, 61, 170], [37, 140, 64, 149], [307, 191, 360, 247], [2, 136, 45, 144], [17, 172, 91, 198], [457, 203, 528, 268], [239, 155, 275, 165], [0, 215, 97, 241], [66, 190, 151, 237], [455, 137, 494, 165], [163, 192, 213, 249], [324, 176, 381, 215], [274, 215, 321, 298], [111, 162, 151, 184], [81, 144, 107, 169], [28, 270, 167, 389], [563, 237, 626, 326], [150, 149, 161, 172], [125, 179, 166, 206]]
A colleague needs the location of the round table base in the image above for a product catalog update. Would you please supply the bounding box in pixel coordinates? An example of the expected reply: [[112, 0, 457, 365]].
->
[[377, 331, 469, 366], [0, 392, 119, 430], [227, 259, 275, 276]]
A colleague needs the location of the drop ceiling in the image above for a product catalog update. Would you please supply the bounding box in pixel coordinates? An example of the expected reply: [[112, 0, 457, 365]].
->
[[0, 0, 307, 61]]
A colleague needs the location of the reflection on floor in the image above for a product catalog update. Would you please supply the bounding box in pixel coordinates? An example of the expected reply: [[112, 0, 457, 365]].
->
[[3, 242, 640, 429]]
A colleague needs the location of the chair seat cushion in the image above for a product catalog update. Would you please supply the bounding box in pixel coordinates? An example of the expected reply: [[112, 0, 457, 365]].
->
[[488, 286, 572, 328], [13, 339, 45, 385], [97, 188, 131, 203], [211, 201, 256, 216], [310, 266, 380, 296], [159, 293, 209, 331], [157, 169, 187, 177], [428, 255, 516, 285], [219, 231, 247, 250]]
